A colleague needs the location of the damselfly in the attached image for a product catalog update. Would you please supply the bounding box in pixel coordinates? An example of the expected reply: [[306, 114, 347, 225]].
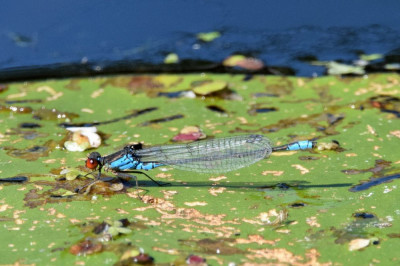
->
[[82, 134, 315, 190]]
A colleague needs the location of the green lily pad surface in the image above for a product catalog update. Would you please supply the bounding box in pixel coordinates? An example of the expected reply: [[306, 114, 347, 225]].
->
[[0, 74, 399, 264]]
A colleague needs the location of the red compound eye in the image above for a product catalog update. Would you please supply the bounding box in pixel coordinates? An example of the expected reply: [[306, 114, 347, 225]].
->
[[85, 158, 98, 169]]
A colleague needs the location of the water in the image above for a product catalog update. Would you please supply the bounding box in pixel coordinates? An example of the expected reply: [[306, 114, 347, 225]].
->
[[1, 0, 400, 80]]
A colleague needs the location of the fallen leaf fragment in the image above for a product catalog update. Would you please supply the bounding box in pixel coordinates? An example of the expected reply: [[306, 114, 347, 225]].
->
[[186, 254, 207, 265], [69, 240, 102, 255], [172, 126, 206, 141], [64, 127, 101, 152]]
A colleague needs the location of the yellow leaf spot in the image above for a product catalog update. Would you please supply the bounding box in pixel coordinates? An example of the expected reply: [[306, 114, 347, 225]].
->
[[306, 216, 320, 227], [91, 88, 104, 98], [81, 108, 94, 113], [43, 159, 56, 163], [209, 175, 227, 182], [153, 247, 180, 255], [184, 201, 207, 207], [7, 92, 27, 99], [15, 219, 24, 225], [237, 116, 248, 124], [37, 86, 63, 101], [390, 130, 400, 138], [261, 170, 284, 176], [116, 208, 129, 214], [56, 213, 66, 218], [209, 187, 226, 196], [0, 204, 11, 212], [297, 78, 305, 87], [291, 164, 309, 174], [276, 229, 291, 234], [367, 124, 377, 136]]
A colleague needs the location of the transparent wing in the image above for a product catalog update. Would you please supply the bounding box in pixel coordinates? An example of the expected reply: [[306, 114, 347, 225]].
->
[[134, 134, 272, 173]]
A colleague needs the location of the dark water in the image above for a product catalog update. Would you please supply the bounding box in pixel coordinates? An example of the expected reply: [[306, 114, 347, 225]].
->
[[1, 0, 400, 81]]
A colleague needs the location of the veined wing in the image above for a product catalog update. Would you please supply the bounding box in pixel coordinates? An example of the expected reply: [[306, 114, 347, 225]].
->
[[134, 134, 272, 173]]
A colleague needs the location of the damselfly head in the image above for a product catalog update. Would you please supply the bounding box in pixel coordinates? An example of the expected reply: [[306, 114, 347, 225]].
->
[[86, 152, 101, 169]]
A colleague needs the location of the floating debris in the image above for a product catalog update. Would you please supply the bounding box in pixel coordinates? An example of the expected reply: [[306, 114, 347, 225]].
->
[[196, 31, 221, 42], [316, 140, 341, 151], [348, 238, 370, 251], [64, 127, 101, 152], [258, 209, 289, 226], [172, 126, 206, 142], [223, 55, 264, 71], [108, 221, 132, 236], [164, 53, 179, 64], [60, 167, 89, 181], [186, 254, 207, 265], [69, 240, 103, 256]]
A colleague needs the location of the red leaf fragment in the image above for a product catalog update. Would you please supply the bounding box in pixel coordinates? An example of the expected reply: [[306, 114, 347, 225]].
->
[[186, 254, 206, 265]]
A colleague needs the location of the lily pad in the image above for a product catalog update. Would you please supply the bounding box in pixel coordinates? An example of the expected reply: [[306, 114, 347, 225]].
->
[[0, 73, 399, 265], [164, 53, 179, 64], [359, 53, 383, 61], [196, 31, 221, 42], [223, 55, 264, 70], [192, 80, 228, 95]]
